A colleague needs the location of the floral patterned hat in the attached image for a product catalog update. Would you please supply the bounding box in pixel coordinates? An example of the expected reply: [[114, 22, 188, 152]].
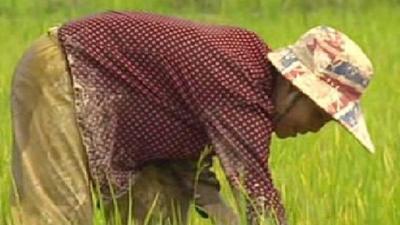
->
[[268, 26, 375, 153]]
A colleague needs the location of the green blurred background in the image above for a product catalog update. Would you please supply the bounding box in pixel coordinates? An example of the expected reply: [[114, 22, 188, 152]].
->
[[0, 0, 399, 224]]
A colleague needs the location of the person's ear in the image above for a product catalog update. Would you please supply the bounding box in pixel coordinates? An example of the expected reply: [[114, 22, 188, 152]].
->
[[287, 82, 300, 94], [277, 76, 293, 95]]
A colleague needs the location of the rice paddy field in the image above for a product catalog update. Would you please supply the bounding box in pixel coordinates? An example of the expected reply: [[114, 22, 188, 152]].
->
[[0, 0, 399, 224]]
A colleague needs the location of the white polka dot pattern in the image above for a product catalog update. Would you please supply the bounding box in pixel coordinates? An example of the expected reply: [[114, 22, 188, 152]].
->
[[57, 11, 284, 222]]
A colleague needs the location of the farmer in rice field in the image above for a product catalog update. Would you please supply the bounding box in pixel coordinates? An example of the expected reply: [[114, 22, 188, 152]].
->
[[10, 11, 374, 225]]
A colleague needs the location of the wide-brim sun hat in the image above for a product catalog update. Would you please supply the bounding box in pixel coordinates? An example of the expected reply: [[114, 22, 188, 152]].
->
[[268, 26, 375, 153]]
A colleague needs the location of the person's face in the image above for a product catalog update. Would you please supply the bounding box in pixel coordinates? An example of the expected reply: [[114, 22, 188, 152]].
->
[[274, 93, 332, 138]]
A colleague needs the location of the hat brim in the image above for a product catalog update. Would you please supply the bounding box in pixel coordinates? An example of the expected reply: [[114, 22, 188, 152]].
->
[[267, 47, 375, 153]]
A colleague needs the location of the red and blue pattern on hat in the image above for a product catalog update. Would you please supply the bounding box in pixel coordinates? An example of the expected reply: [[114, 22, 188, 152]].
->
[[268, 26, 375, 152]]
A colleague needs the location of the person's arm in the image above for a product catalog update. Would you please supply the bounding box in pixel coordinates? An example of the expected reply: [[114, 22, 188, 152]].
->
[[204, 102, 286, 225]]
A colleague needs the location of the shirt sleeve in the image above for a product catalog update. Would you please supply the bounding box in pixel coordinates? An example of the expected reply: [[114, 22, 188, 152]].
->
[[203, 102, 286, 224]]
